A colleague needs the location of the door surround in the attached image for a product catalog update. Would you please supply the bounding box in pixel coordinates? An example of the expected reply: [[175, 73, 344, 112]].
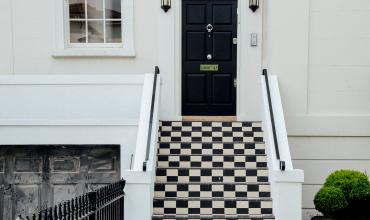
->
[[158, 0, 264, 121]]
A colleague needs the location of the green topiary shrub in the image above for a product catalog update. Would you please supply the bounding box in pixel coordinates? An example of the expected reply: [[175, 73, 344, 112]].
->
[[314, 186, 348, 217], [349, 182, 370, 201], [324, 170, 370, 201], [348, 184, 370, 217]]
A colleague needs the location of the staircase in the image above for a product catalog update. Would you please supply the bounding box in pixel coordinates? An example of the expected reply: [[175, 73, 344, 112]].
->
[[153, 121, 275, 220]]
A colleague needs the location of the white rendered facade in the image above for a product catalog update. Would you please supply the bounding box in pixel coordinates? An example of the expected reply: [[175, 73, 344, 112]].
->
[[0, 0, 370, 219]]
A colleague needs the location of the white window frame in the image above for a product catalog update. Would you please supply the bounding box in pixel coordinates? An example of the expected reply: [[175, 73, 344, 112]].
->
[[53, 0, 135, 57]]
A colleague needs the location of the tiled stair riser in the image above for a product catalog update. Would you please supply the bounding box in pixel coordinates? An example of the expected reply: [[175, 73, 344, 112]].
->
[[154, 183, 271, 198]]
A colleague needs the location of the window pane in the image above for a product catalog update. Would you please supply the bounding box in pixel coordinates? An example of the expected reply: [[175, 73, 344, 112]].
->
[[106, 21, 122, 43], [70, 21, 86, 43], [88, 21, 104, 43], [69, 0, 85, 19], [87, 0, 103, 19], [105, 0, 121, 19]]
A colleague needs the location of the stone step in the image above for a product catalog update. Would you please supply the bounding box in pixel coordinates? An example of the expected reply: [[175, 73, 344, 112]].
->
[[159, 131, 263, 143], [155, 168, 269, 183], [157, 155, 268, 169], [154, 183, 271, 199], [160, 121, 262, 129], [158, 142, 266, 155], [153, 197, 273, 216], [152, 214, 275, 220]]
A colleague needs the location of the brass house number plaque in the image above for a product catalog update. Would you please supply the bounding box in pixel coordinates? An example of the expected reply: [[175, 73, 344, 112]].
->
[[200, 64, 219, 72]]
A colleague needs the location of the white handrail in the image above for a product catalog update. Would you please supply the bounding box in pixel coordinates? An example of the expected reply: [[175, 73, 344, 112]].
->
[[261, 70, 304, 220], [123, 69, 161, 220]]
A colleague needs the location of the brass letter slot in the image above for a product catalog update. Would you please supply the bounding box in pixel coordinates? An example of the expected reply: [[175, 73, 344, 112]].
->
[[200, 64, 219, 72]]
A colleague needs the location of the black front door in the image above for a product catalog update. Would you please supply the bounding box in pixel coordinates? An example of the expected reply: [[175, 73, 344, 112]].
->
[[182, 0, 237, 116]]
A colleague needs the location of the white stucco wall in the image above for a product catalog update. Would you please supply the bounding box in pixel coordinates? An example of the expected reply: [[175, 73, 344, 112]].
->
[[1, 0, 370, 219], [0, 0, 158, 75], [264, 0, 370, 219], [0, 0, 266, 120]]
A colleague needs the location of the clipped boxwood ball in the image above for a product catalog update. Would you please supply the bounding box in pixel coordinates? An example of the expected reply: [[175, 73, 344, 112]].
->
[[349, 183, 370, 201], [324, 170, 370, 200], [314, 186, 348, 217]]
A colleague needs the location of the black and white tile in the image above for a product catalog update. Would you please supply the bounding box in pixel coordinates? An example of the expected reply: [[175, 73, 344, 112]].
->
[[157, 155, 267, 169], [153, 198, 273, 215], [159, 121, 264, 143], [153, 121, 274, 219], [158, 142, 266, 156], [152, 216, 275, 220], [154, 183, 271, 199], [155, 168, 269, 183]]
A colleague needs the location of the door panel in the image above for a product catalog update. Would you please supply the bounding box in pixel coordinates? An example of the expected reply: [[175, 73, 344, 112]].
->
[[213, 32, 232, 61], [212, 74, 233, 104], [186, 32, 206, 61], [186, 4, 207, 24], [182, 0, 237, 116], [185, 74, 207, 104], [49, 147, 85, 207], [212, 5, 233, 24], [86, 146, 120, 190], [0, 145, 120, 219], [14, 186, 40, 217], [12, 147, 44, 218]]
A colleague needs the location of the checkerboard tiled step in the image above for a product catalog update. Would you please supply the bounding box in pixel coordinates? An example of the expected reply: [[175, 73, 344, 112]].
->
[[152, 216, 275, 220], [153, 121, 274, 220], [159, 134, 263, 143], [157, 155, 268, 168], [153, 198, 273, 216], [154, 183, 271, 198], [160, 121, 262, 128], [156, 168, 269, 183], [152, 217, 274, 220], [159, 121, 263, 143], [158, 142, 266, 155]]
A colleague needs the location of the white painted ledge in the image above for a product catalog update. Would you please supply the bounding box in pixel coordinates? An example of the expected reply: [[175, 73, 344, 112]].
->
[[0, 74, 144, 85], [0, 119, 138, 126], [52, 48, 136, 57], [272, 169, 305, 183], [122, 170, 153, 184]]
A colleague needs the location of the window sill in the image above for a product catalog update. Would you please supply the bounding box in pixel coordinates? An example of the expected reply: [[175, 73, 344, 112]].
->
[[52, 48, 136, 57]]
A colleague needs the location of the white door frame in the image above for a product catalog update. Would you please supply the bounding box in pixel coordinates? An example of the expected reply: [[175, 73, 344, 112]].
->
[[158, 0, 263, 121]]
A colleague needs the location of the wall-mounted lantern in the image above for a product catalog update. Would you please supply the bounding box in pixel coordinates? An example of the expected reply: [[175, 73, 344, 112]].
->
[[161, 0, 171, 12], [249, 0, 259, 12]]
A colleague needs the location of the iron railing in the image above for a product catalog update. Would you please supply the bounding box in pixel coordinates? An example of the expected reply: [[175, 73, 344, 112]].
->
[[262, 69, 286, 171], [143, 66, 160, 171], [18, 180, 125, 220]]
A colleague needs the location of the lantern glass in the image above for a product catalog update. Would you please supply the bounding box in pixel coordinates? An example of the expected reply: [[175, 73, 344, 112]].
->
[[161, 0, 171, 12], [249, 0, 259, 12]]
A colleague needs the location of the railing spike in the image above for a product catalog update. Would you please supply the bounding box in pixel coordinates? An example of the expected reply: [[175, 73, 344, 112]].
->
[[48, 207, 53, 220], [53, 205, 58, 219], [44, 209, 48, 220]]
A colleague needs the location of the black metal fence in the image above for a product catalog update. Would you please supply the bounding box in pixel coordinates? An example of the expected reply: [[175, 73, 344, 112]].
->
[[18, 180, 125, 220]]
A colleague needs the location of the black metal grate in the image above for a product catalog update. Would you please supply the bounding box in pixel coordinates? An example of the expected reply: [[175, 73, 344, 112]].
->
[[17, 180, 125, 220]]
